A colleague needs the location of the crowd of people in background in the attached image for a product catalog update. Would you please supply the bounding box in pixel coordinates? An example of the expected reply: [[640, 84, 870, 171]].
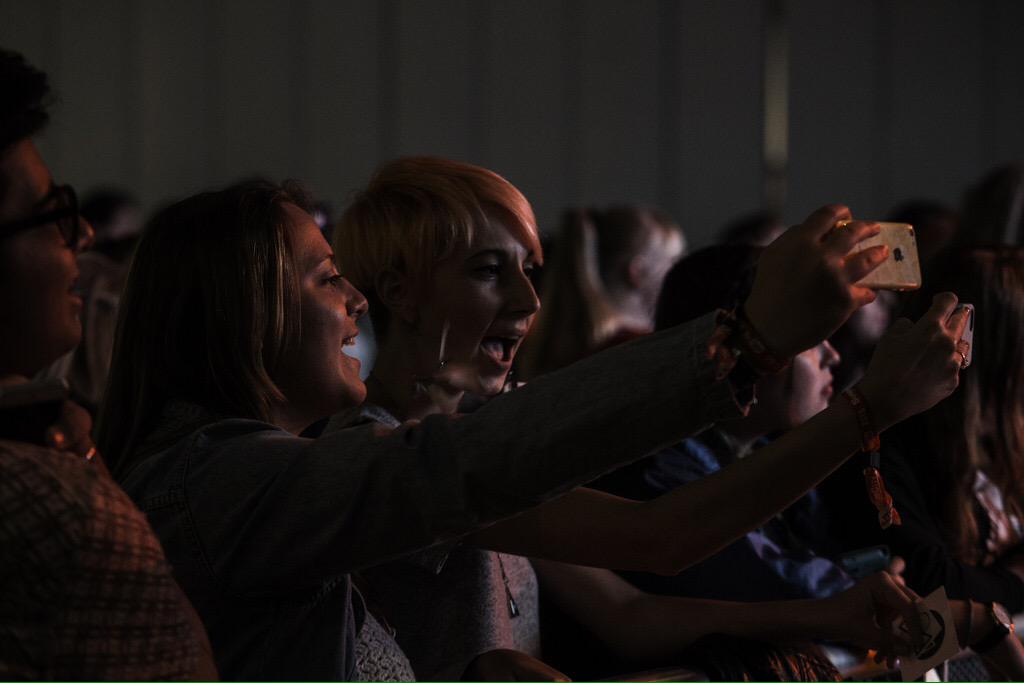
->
[[4, 46, 1024, 682]]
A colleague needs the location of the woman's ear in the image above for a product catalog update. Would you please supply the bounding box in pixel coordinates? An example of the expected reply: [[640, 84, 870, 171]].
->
[[374, 269, 418, 326]]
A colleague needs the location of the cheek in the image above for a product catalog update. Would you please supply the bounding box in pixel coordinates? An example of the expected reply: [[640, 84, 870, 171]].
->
[[298, 295, 344, 365], [440, 292, 501, 348], [789, 362, 829, 420]]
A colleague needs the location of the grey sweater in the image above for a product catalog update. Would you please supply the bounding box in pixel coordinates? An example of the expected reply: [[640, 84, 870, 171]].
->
[[119, 312, 746, 680]]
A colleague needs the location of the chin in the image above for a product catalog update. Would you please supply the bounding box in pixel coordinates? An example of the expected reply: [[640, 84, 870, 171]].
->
[[52, 325, 82, 363], [342, 379, 368, 406], [477, 374, 507, 396]]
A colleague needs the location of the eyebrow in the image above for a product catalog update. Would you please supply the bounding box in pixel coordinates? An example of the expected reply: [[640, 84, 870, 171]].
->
[[470, 248, 537, 262], [312, 253, 335, 269]]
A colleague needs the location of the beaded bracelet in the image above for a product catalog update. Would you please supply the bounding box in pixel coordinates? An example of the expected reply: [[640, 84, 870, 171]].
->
[[842, 386, 902, 530]]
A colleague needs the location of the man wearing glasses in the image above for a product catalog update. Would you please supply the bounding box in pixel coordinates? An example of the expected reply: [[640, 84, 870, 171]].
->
[[0, 48, 216, 679]]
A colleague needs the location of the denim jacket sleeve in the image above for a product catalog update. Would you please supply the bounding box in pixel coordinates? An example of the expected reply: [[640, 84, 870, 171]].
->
[[146, 311, 747, 595]]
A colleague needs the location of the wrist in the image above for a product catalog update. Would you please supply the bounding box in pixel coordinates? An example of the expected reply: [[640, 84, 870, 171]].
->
[[851, 378, 897, 431], [731, 305, 792, 374], [973, 602, 1015, 654], [740, 300, 797, 360]]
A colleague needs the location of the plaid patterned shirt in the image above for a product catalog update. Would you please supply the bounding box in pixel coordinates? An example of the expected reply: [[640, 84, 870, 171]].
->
[[0, 439, 208, 680]]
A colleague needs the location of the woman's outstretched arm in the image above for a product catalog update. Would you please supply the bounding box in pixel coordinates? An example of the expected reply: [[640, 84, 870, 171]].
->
[[473, 295, 969, 574], [531, 559, 918, 665]]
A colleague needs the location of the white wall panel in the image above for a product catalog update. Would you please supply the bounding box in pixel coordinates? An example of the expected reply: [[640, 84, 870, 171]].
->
[[672, 0, 763, 246], [303, 0, 380, 205], [391, 0, 487, 162], [573, 0, 661, 210], [788, 0, 879, 220], [3, 0, 1023, 250], [135, 0, 218, 207], [886, 0, 987, 209], [217, 0, 293, 183], [485, 0, 566, 233]]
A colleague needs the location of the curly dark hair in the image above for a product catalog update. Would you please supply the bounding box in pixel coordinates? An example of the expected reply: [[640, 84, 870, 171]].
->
[[0, 48, 51, 155]]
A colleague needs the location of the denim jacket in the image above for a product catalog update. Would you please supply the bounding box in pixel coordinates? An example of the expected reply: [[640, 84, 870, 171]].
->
[[119, 312, 744, 680]]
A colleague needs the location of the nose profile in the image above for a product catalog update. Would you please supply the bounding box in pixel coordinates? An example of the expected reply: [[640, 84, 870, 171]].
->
[[341, 277, 369, 320], [508, 267, 541, 317]]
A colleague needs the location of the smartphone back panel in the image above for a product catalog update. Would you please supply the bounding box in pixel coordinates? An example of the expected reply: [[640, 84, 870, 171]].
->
[[837, 221, 922, 290]]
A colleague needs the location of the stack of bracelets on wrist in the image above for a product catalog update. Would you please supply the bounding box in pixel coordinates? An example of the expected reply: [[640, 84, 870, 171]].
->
[[843, 386, 901, 529], [706, 307, 791, 382]]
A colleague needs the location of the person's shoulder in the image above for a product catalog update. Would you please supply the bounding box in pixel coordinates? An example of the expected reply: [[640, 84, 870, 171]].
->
[[0, 439, 101, 517], [0, 439, 157, 578], [122, 413, 296, 493]]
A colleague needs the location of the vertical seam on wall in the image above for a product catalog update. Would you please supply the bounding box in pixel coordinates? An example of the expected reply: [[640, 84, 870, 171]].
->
[[43, 0, 62, 172], [471, 0, 491, 167], [376, 0, 399, 163], [560, 0, 583, 205], [761, 0, 788, 215], [979, 1, 997, 168], [288, 1, 312, 181], [121, 0, 142, 195], [202, 0, 227, 184], [871, 0, 893, 215], [656, 0, 682, 218]]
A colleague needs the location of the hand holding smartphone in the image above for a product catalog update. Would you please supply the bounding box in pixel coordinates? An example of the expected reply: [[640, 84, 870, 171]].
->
[[836, 220, 922, 291]]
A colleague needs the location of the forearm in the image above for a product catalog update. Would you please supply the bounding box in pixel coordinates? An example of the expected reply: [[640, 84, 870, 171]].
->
[[634, 399, 863, 573], [533, 560, 834, 664], [621, 594, 838, 660], [478, 397, 865, 574], [951, 600, 1024, 681], [311, 313, 743, 573]]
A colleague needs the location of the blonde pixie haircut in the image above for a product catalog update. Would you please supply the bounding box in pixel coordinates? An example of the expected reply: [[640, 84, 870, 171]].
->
[[335, 157, 542, 337]]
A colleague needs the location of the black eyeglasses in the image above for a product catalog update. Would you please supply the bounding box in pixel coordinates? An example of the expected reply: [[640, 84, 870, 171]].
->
[[0, 184, 86, 250]]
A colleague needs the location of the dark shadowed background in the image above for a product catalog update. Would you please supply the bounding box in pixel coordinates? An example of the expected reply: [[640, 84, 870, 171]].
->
[[2, 0, 1023, 246]]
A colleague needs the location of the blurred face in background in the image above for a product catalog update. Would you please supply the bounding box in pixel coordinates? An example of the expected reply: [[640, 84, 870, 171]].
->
[[637, 227, 686, 319], [756, 340, 841, 431]]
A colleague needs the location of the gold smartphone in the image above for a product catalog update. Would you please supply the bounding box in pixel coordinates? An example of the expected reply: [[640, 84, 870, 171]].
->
[[836, 220, 922, 290]]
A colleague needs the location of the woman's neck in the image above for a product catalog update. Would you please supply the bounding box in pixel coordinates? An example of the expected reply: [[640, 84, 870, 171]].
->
[[369, 336, 463, 421]]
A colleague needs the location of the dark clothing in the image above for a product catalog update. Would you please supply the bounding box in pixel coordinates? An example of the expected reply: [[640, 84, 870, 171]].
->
[[595, 429, 852, 601], [819, 430, 1024, 612], [119, 314, 749, 680], [0, 439, 206, 680]]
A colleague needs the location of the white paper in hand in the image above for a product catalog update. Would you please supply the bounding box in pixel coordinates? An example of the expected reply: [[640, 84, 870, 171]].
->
[[900, 587, 960, 682]]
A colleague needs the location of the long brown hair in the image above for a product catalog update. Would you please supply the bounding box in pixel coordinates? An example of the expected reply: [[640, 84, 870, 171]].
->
[[900, 246, 1024, 563], [96, 180, 310, 477]]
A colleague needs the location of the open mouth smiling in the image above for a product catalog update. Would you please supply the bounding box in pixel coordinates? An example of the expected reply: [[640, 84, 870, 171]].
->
[[479, 336, 520, 363]]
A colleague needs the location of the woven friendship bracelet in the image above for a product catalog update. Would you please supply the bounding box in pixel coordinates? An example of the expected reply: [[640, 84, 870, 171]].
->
[[842, 387, 901, 529], [733, 307, 790, 375], [842, 386, 881, 453], [706, 308, 790, 381]]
